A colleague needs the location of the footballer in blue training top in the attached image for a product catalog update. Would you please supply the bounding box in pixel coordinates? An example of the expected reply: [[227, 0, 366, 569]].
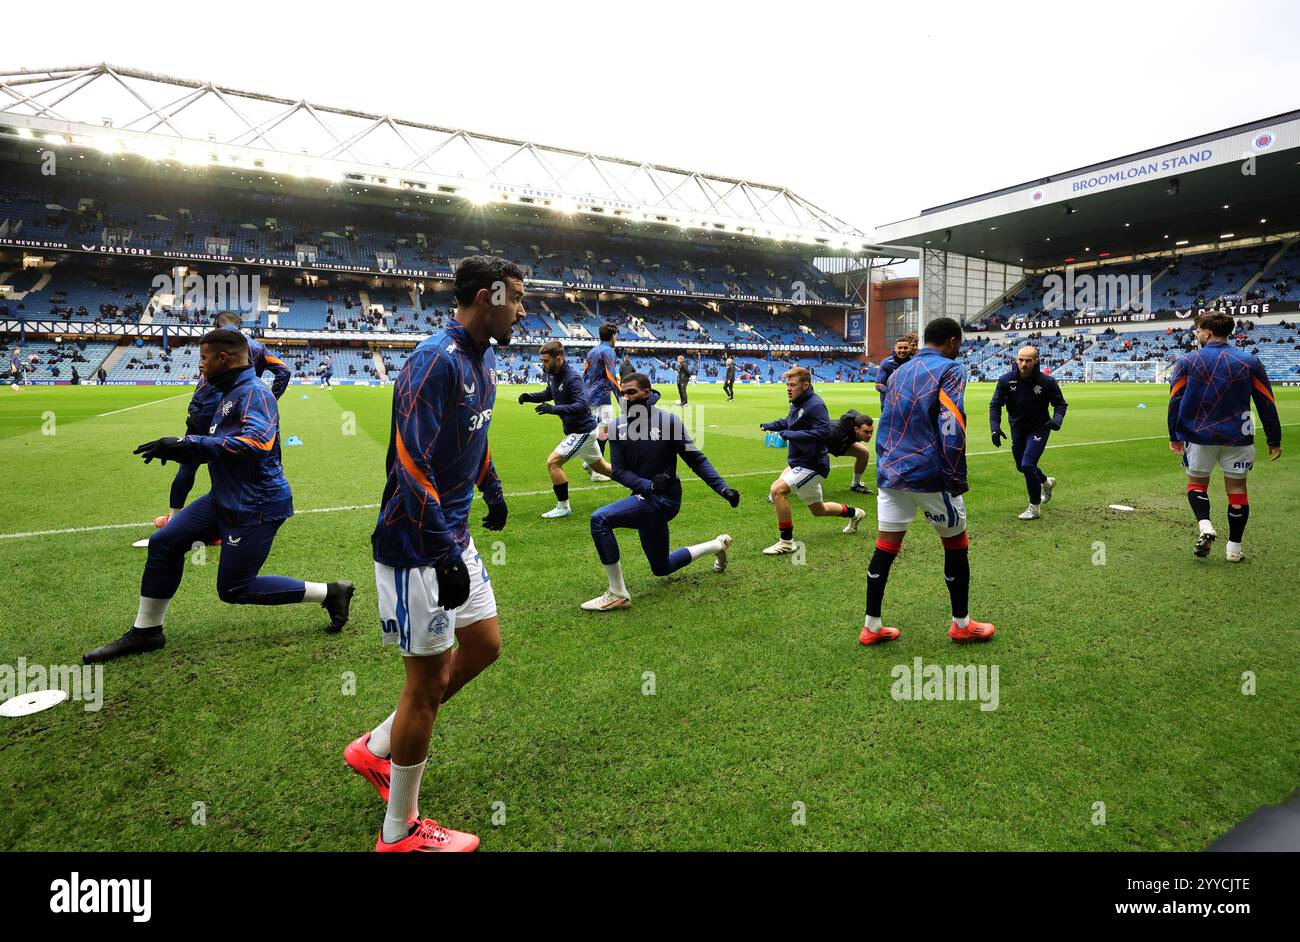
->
[[1168, 310, 1282, 562], [346, 255, 522, 854], [518, 339, 613, 518], [85, 328, 354, 665], [580, 374, 740, 612], [863, 317, 996, 648], [761, 366, 867, 555], [583, 322, 620, 474]]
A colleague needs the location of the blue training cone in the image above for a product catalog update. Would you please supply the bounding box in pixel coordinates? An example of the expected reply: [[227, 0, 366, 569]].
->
[[1137, 403, 1147, 409], [300, 394, 310, 399], [284, 435, 304, 446]]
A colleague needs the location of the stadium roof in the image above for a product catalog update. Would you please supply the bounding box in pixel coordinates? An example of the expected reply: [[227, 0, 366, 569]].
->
[[874, 110, 1300, 268], [0, 64, 871, 249]]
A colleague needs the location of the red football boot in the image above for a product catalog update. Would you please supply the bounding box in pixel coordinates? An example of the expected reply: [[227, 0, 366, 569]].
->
[[859, 625, 900, 646], [948, 618, 996, 644], [375, 819, 480, 853], [344, 732, 391, 802]]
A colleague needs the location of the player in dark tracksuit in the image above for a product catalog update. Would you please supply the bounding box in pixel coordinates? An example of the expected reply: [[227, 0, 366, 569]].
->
[[581, 374, 741, 611], [989, 345, 1068, 520], [723, 358, 736, 400], [159, 315, 292, 529], [827, 408, 875, 495], [874, 335, 917, 401], [519, 339, 613, 517], [676, 355, 691, 406], [760, 366, 866, 555], [84, 328, 353, 663]]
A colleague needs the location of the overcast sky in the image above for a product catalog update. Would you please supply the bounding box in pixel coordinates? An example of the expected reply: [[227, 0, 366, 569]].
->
[[13, 0, 1300, 237]]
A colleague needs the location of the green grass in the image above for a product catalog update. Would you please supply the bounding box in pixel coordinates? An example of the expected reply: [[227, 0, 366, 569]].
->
[[0, 380, 1296, 851]]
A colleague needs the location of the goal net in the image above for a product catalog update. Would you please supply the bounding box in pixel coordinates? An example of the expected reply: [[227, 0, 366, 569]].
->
[[1083, 360, 1167, 383]]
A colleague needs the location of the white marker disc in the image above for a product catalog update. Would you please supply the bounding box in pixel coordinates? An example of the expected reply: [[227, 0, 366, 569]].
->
[[0, 689, 68, 717], [132, 538, 151, 548], [1108, 504, 1135, 511]]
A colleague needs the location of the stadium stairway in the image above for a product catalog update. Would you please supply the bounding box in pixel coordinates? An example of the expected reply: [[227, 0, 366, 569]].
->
[[96, 343, 133, 376], [372, 351, 388, 382], [535, 302, 568, 338], [1240, 237, 1299, 295]]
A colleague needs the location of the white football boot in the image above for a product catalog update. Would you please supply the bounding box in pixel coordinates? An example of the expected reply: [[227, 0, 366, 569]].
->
[[581, 591, 631, 612], [713, 534, 732, 573], [1225, 542, 1245, 563], [1018, 504, 1041, 520], [1041, 476, 1057, 504], [842, 507, 866, 534], [762, 539, 797, 555], [541, 505, 572, 519]]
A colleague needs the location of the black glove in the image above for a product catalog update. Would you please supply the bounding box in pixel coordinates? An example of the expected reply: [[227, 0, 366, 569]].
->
[[759, 422, 773, 431], [991, 428, 1006, 448], [535, 404, 555, 415], [1049, 418, 1063, 432], [482, 500, 508, 532], [134, 437, 188, 465], [721, 487, 741, 508], [435, 561, 471, 611], [517, 393, 528, 405], [650, 471, 676, 495]]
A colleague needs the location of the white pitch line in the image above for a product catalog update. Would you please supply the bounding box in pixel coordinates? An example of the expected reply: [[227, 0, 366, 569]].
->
[[2, 426, 1293, 542], [96, 391, 192, 417]]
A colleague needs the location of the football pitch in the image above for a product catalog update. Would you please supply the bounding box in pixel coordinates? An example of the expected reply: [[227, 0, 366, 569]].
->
[[1, 381, 1296, 851]]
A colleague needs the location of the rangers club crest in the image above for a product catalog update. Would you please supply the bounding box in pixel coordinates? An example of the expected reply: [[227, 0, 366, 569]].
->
[[1034, 385, 1042, 394], [1253, 131, 1274, 151], [220, 400, 234, 416]]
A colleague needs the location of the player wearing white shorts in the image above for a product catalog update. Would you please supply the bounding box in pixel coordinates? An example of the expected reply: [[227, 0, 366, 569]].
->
[[343, 256, 523, 853], [1168, 311, 1282, 561], [760, 367, 867, 555], [583, 323, 621, 481], [518, 339, 614, 518], [375, 538, 496, 655], [861, 317, 996, 647]]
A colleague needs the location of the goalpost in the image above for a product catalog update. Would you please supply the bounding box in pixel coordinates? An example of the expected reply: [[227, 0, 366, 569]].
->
[[1083, 360, 1170, 383]]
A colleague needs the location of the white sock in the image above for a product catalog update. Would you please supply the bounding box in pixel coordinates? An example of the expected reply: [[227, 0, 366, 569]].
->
[[685, 537, 723, 562], [1227, 540, 1242, 555], [851, 472, 863, 486], [382, 758, 426, 844], [604, 562, 628, 597], [302, 581, 328, 602], [864, 614, 883, 631], [953, 614, 971, 628], [369, 711, 396, 758], [558, 500, 571, 511], [169, 507, 183, 518], [134, 596, 170, 629]]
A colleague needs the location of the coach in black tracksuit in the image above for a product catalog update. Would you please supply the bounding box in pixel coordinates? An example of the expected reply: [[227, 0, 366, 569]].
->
[[723, 358, 736, 401], [989, 346, 1068, 517], [676, 355, 691, 406]]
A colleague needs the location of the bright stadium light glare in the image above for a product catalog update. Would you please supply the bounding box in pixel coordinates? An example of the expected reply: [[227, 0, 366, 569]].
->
[[16, 127, 33, 139]]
